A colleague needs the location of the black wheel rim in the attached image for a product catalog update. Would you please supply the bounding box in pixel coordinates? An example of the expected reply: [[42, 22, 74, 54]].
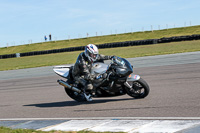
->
[[128, 81, 145, 97]]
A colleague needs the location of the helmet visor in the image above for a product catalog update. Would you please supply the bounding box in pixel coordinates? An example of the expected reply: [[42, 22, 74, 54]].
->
[[89, 53, 98, 60]]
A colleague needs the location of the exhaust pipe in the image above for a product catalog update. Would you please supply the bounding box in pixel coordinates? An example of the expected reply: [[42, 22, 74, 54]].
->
[[57, 79, 81, 93]]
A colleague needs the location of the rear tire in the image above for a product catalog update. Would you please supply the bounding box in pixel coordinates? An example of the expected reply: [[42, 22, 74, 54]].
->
[[64, 79, 87, 102], [126, 78, 150, 99], [65, 88, 87, 102]]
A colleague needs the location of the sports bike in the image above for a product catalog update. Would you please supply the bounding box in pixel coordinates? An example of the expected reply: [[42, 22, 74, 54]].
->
[[53, 56, 150, 102]]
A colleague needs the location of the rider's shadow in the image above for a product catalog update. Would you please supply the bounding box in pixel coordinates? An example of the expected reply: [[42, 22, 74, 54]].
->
[[23, 98, 135, 108]]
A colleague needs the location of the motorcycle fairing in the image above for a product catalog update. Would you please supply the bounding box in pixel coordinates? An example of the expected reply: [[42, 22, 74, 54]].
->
[[91, 63, 108, 75], [127, 74, 140, 81], [53, 65, 71, 78]]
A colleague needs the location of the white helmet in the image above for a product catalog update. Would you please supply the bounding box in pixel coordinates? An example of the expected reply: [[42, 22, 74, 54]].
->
[[85, 44, 99, 62]]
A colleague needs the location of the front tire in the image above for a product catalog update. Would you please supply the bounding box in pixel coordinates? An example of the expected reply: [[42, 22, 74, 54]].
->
[[126, 78, 150, 99]]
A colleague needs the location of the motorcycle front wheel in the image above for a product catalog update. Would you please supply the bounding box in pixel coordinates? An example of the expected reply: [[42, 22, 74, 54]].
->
[[126, 78, 150, 99]]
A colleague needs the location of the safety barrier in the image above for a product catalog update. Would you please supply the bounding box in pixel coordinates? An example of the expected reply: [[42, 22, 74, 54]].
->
[[0, 53, 16, 59], [158, 34, 200, 43], [0, 34, 200, 59]]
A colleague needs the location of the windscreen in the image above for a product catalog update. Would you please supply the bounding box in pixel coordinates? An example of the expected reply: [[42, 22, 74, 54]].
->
[[113, 57, 125, 66]]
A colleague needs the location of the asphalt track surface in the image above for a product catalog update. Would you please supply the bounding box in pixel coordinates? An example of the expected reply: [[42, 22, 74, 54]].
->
[[0, 52, 200, 119]]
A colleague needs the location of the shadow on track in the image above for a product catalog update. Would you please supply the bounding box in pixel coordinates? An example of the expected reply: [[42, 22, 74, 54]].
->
[[24, 98, 135, 108]]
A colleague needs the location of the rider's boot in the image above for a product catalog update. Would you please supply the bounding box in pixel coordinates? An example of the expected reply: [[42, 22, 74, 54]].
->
[[83, 93, 92, 101], [84, 83, 93, 101]]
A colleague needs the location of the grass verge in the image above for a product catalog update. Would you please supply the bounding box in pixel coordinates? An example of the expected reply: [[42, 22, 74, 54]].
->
[[0, 126, 123, 133], [0, 40, 200, 71], [1, 25, 200, 55]]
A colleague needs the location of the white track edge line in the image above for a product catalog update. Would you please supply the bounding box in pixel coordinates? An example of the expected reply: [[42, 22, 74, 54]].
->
[[1, 117, 200, 121]]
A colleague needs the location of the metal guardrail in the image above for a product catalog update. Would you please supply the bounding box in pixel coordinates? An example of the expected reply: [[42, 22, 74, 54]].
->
[[0, 34, 200, 59]]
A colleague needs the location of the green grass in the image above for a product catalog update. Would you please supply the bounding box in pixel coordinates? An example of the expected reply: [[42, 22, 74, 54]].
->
[[0, 126, 124, 133], [0, 126, 58, 133], [1, 40, 200, 71], [1, 25, 200, 55]]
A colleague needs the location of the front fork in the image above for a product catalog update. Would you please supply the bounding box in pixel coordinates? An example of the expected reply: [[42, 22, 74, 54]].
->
[[124, 74, 140, 89]]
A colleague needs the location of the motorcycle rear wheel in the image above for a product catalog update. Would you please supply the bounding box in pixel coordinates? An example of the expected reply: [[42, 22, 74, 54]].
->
[[65, 88, 87, 102], [126, 78, 150, 99]]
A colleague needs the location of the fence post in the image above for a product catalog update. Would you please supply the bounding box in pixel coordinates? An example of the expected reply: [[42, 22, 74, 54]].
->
[[68, 35, 70, 41]]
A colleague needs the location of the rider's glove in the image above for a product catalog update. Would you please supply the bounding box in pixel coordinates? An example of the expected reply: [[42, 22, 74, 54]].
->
[[84, 74, 91, 80], [110, 55, 116, 60]]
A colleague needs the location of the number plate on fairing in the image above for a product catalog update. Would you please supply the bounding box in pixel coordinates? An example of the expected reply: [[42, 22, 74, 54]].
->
[[127, 74, 140, 81]]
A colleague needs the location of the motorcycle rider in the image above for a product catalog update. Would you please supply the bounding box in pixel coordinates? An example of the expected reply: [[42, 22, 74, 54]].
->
[[72, 44, 114, 101]]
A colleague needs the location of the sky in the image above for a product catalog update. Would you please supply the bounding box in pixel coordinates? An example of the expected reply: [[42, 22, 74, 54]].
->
[[0, 0, 200, 47]]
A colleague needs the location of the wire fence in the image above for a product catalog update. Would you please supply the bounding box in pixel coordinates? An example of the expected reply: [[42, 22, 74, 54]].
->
[[0, 22, 196, 48]]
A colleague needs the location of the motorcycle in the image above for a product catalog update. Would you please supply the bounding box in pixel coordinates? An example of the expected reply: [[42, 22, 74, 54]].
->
[[53, 56, 150, 102]]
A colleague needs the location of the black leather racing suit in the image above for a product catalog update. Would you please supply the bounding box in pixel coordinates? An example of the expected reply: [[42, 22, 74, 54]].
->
[[72, 52, 112, 90]]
